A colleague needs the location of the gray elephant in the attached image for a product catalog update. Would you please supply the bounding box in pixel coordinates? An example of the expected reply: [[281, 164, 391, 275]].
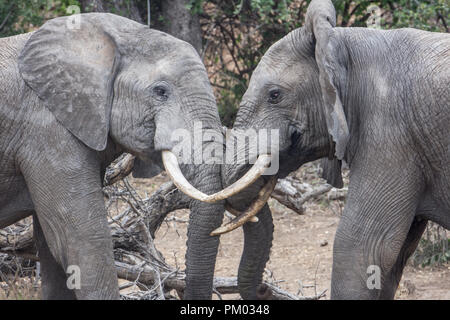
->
[[213, 0, 449, 299], [0, 13, 258, 299]]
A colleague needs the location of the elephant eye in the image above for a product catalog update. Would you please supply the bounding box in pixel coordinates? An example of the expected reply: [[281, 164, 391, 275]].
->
[[153, 85, 169, 101], [268, 88, 282, 104]]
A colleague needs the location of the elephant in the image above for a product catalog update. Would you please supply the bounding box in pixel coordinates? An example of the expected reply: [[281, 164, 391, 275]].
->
[[212, 0, 449, 299], [0, 12, 260, 299]]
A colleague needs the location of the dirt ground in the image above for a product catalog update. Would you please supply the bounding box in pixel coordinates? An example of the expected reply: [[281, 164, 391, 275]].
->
[[139, 170, 450, 300]]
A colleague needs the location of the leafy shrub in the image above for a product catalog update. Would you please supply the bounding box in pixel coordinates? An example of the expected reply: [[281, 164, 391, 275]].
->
[[412, 223, 450, 267]]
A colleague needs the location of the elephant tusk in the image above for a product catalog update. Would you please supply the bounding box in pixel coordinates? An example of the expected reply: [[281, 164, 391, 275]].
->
[[210, 154, 272, 201], [210, 176, 278, 236], [162, 151, 272, 203], [162, 150, 211, 202], [225, 203, 258, 223]]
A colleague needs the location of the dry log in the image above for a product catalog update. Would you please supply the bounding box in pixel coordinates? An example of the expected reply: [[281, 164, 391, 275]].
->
[[327, 187, 348, 201], [104, 153, 135, 186], [0, 219, 36, 264], [271, 177, 333, 214], [0, 181, 188, 258], [115, 259, 325, 300]]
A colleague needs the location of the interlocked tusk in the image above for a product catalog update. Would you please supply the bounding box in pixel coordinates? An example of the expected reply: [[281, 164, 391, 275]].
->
[[162, 151, 272, 203], [225, 203, 258, 223], [210, 176, 278, 236], [162, 150, 210, 202]]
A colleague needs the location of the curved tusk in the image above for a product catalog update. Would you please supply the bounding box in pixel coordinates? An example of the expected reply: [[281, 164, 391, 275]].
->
[[207, 154, 272, 202], [225, 203, 258, 223], [162, 151, 272, 203], [162, 150, 210, 202], [210, 176, 278, 236]]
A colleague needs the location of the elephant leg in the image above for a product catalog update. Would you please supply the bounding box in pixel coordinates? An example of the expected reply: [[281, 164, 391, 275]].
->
[[238, 204, 274, 299], [331, 159, 422, 299], [33, 213, 76, 300], [379, 195, 449, 298], [21, 155, 119, 300], [379, 217, 427, 299]]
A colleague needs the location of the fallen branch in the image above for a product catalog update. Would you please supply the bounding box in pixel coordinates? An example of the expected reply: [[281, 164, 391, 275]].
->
[[0, 180, 188, 259], [271, 177, 333, 214], [104, 153, 135, 186], [0, 220, 34, 252], [0, 9, 13, 32], [0, 153, 329, 300], [116, 259, 325, 300]]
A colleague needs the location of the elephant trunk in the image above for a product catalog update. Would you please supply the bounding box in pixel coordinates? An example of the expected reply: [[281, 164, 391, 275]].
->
[[222, 160, 275, 299], [182, 140, 224, 299], [239, 203, 274, 299]]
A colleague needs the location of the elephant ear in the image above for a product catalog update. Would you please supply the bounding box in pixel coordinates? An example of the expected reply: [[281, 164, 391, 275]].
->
[[18, 14, 120, 151], [320, 158, 343, 188], [305, 0, 349, 159]]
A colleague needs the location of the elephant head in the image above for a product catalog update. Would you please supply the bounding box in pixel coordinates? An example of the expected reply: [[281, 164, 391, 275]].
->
[[18, 13, 261, 299], [214, 0, 349, 299]]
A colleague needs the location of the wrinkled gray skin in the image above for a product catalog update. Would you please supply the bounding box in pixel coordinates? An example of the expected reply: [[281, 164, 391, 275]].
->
[[0, 13, 224, 299], [224, 0, 449, 299]]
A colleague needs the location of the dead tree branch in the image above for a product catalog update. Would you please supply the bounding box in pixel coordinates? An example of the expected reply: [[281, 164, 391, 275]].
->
[[0, 153, 328, 300], [271, 176, 334, 214]]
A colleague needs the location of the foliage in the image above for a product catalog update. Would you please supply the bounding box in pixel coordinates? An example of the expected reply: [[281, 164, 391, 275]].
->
[[196, 0, 448, 126], [412, 223, 450, 267], [0, 0, 80, 37]]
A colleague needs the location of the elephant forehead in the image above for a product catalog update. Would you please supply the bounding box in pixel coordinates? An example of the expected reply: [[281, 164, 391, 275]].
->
[[246, 59, 298, 96], [146, 63, 207, 88]]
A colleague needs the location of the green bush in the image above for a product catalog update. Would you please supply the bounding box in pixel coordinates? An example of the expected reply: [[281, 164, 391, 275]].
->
[[412, 223, 450, 267], [195, 0, 449, 126], [0, 0, 81, 37]]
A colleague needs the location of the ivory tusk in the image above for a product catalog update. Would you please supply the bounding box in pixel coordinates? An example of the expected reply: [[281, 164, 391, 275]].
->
[[162, 150, 211, 202], [225, 203, 258, 223], [210, 176, 278, 236], [205, 154, 272, 202], [162, 151, 272, 203]]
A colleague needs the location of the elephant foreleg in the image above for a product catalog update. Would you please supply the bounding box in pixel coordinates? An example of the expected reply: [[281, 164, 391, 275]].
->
[[379, 217, 427, 299], [331, 157, 423, 299], [21, 153, 120, 300], [33, 213, 77, 300]]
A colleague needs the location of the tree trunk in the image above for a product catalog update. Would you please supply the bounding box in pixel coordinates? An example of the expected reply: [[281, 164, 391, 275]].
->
[[80, 0, 105, 12], [160, 0, 202, 53], [80, 0, 202, 54], [80, 0, 143, 23]]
